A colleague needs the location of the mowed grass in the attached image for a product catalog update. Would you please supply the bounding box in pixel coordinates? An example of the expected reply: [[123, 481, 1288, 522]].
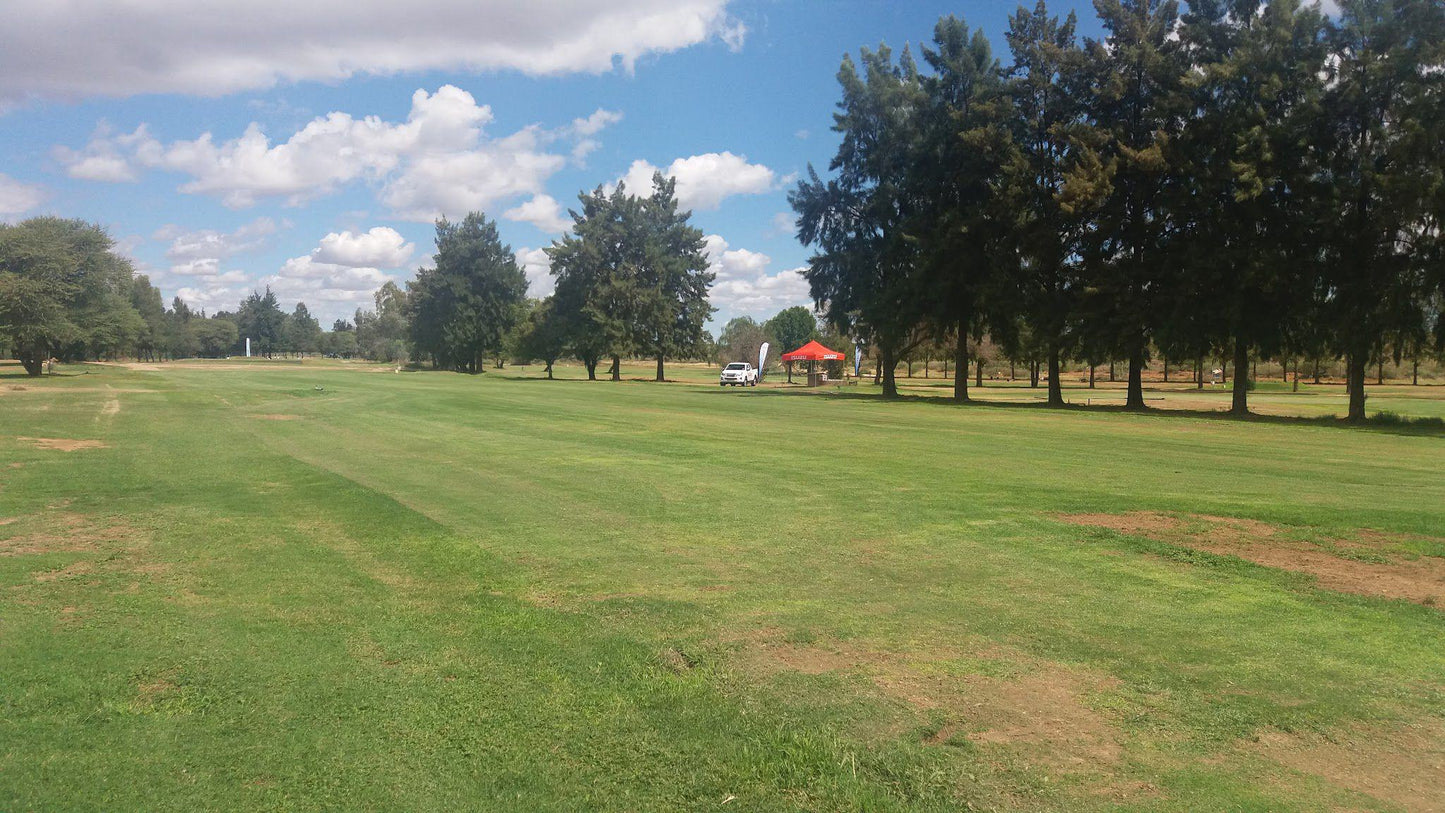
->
[[1, 360, 1442, 811]]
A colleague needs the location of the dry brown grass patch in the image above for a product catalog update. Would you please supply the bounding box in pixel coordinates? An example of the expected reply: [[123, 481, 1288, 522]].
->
[[739, 631, 1124, 772], [1253, 718, 1445, 812], [1, 512, 130, 556], [16, 437, 108, 451], [1060, 511, 1445, 607]]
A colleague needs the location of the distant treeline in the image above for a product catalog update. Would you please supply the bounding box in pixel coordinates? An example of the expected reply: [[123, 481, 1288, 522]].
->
[[789, 0, 1445, 419]]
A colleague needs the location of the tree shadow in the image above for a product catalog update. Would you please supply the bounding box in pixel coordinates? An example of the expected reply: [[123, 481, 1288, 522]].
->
[[691, 384, 1445, 438]]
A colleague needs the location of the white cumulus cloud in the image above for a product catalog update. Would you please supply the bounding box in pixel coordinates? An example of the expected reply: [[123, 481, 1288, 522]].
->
[[56, 86, 586, 221], [504, 194, 572, 234], [702, 234, 811, 320], [313, 226, 415, 268], [0, 173, 45, 216], [0, 1, 744, 108], [515, 247, 554, 297], [160, 217, 279, 263], [617, 151, 775, 210]]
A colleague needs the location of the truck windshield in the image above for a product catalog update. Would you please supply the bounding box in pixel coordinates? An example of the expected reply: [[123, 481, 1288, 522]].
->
[[726, 364, 747, 370]]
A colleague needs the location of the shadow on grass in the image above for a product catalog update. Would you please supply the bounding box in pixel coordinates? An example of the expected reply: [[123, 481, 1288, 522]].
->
[[689, 384, 1445, 438]]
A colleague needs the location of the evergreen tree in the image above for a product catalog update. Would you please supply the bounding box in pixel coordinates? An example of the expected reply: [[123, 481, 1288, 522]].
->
[[916, 15, 1009, 402], [1077, 0, 1190, 410], [1000, 1, 1092, 407], [1319, 0, 1445, 420], [792, 45, 928, 398], [406, 213, 527, 373]]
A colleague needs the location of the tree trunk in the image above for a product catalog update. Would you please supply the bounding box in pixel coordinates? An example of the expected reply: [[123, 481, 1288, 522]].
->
[[1009, 361, 1015, 381], [1346, 351, 1368, 421], [1230, 340, 1250, 415], [1293, 362, 1300, 393], [1312, 359, 1321, 385], [1125, 350, 1146, 410], [924, 354, 930, 379], [874, 354, 882, 385], [20, 354, 44, 376], [1047, 344, 1063, 407], [1029, 361, 1039, 388], [610, 355, 620, 382], [584, 356, 598, 380], [1196, 355, 1203, 389], [1088, 365, 1096, 389], [881, 349, 899, 398], [953, 327, 968, 402], [1163, 355, 1169, 383], [1221, 357, 1228, 385], [545, 361, 554, 380], [1377, 357, 1384, 385], [906, 359, 913, 377], [976, 359, 984, 389], [787, 360, 793, 383], [1109, 361, 1116, 382], [1412, 358, 1419, 386], [655, 354, 665, 382]]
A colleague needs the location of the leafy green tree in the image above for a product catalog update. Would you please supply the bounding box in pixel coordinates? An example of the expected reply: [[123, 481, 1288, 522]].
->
[[406, 213, 527, 373], [0, 217, 139, 374], [792, 45, 928, 398], [764, 305, 817, 382], [129, 275, 166, 361], [765, 306, 816, 354], [355, 282, 408, 362], [191, 316, 239, 358], [716, 316, 770, 368], [164, 297, 198, 359]]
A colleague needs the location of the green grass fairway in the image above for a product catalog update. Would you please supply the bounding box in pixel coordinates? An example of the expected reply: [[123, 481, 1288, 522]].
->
[[3, 361, 1443, 811]]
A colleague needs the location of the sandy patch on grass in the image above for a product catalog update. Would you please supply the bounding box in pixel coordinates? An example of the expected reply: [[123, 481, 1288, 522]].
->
[[100, 398, 120, 417], [0, 512, 129, 556], [1060, 512, 1445, 607], [33, 560, 95, 582], [742, 633, 1123, 770], [16, 437, 109, 451], [1253, 719, 1445, 812]]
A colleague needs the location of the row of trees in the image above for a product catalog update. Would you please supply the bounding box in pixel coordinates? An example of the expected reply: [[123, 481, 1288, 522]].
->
[[1, 174, 719, 378], [791, 0, 1445, 419]]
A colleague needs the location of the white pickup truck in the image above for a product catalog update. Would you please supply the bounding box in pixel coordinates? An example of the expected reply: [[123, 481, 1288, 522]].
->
[[719, 362, 758, 386]]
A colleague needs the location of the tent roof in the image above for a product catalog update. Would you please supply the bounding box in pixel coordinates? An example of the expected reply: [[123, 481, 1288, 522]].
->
[[781, 340, 846, 361]]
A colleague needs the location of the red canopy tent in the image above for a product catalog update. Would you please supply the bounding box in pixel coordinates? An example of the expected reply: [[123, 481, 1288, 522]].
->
[[781, 340, 845, 386]]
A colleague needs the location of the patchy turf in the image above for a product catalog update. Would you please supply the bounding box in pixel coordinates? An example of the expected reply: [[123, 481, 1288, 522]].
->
[[1, 359, 1442, 811]]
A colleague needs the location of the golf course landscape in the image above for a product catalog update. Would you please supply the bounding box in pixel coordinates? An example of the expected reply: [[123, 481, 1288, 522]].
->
[[3, 359, 1442, 811]]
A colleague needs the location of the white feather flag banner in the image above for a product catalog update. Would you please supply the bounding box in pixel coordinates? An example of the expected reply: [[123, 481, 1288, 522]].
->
[[758, 342, 770, 378]]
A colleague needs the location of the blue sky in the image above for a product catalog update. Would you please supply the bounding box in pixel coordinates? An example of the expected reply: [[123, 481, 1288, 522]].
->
[[0, 0, 1111, 328]]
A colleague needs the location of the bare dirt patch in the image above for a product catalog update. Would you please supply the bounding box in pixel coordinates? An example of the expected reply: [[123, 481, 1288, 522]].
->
[[1060, 511, 1445, 607], [100, 398, 120, 417], [250, 414, 301, 421], [741, 632, 1123, 770], [16, 437, 109, 452], [1, 512, 130, 556], [1253, 719, 1445, 812], [33, 561, 95, 582]]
